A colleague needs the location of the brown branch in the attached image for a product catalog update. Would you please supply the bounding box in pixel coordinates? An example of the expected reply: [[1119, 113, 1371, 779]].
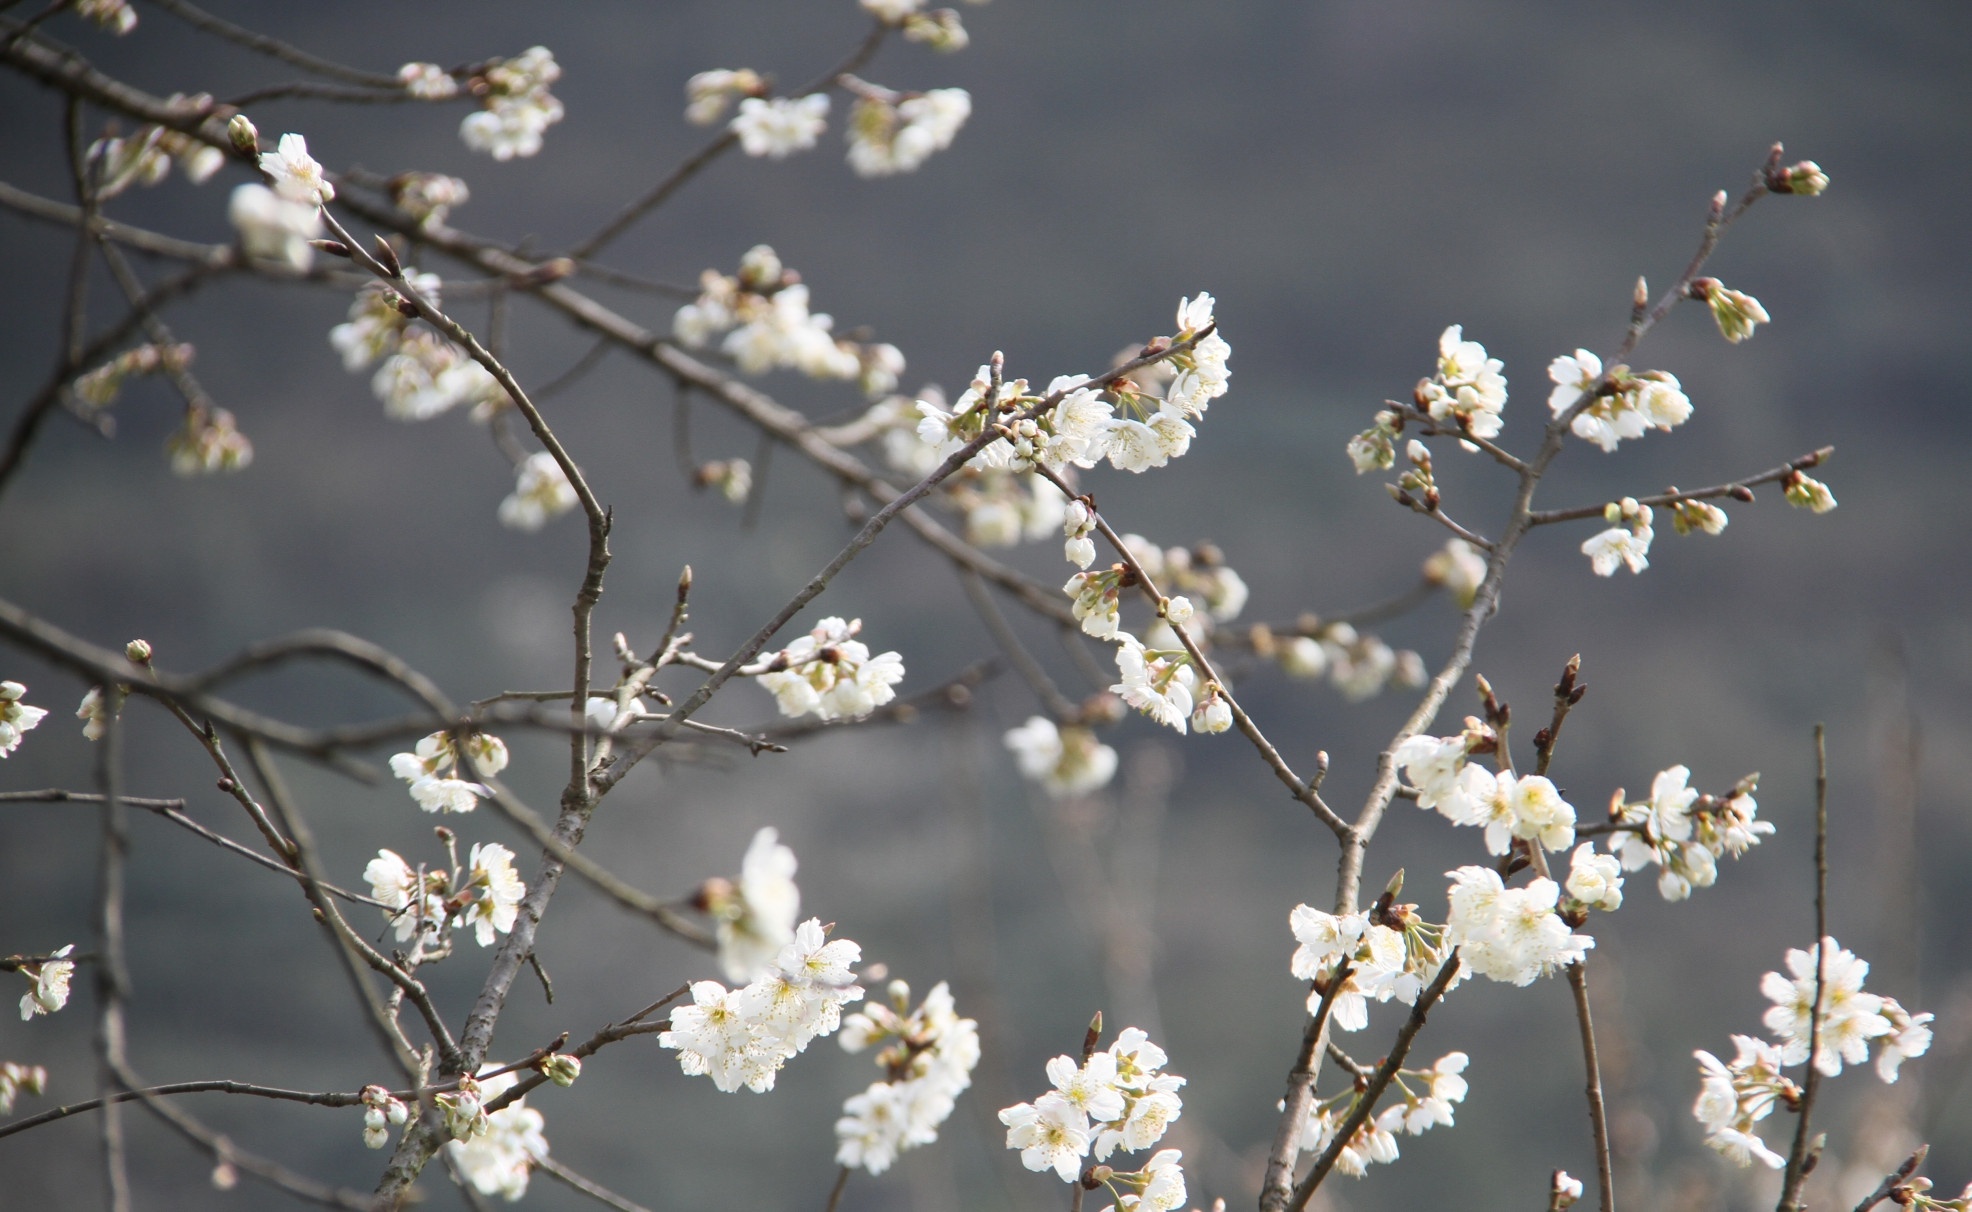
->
[[1285, 952, 1461, 1211], [0, 1079, 368, 1141], [1259, 960, 1356, 1207], [144, 0, 402, 88], [822, 1164, 853, 1212], [1526, 448, 1832, 527], [1849, 1145, 1927, 1212], [92, 702, 131, 1212], [1776, 724, 1831, 1212], [0, 788, 382, 906], [1032, 462, 1351, 842], [957, 568, 1081, 722]]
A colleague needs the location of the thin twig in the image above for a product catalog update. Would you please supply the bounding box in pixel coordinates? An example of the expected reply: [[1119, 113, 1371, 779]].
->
[[1849, 1145, 1928, 1212], [822, 1164, 852, 1212], [537, 1156, 656, 1212], [1776, 724, 1830, 1212], [568, 19, 889, 259], [1526, 448, 1833, 526], [93, 701, 131, 1212], [957, 569, 1080, 721], [145, 0, 403, 87]]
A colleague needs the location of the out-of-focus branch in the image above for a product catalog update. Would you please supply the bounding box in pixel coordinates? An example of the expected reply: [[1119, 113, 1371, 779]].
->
[[535, 1156, 656, 1212], [145, 0, 403, 88], [1776, 725, 1831, 1212]]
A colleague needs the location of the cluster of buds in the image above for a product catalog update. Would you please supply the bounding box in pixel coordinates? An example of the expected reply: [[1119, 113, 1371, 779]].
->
[[861, 0, 972, 51], [1687, 277, 1771, 344], [1764, 154, 1831, 197], [1066, 566, 1130, 639], [1783, 467, 1838, 513], [0, 681, 50, 758], [165, 406, 253, 476], [1391, 439, 1439, 511], [395, 61, 461, 100], [72, 343, 196, 410], [435, 1074, 489, 1141], [0, 1061, 48, 1114], [1668, 494, 1732, 535], [459, 47, 563, 160], [1261, 620, 1422, 702], [1549, 1170, 1585, 1211], [684, 68, 767, 126], [538, 1054, 581, 1087], [359, 1085, 411, 1149], [1347, 408, 1401, 474], [74, 0, 137, 34]]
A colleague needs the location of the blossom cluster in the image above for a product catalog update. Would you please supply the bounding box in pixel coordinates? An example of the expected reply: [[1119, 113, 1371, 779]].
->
[[846, 89, 973, 177], [700, 828, 803, 984], [1288, 903, 1442, 1031], [673, 246, 903, 396], [1419, 325, 1507, 443], [1264, 620, 1425, 703], [754, 616, 905, 722], [0, 681, 49, 758], [498, 452, 578, 532], [1607, 765, 1771, 901], [329, 274, 508, 423], [1394, 728, 1577, 856], [72, 342, 195, 411], [1293, 1052, 1469, 1178], [16, 944, 75, 1020], [834, 979, 981, 1174], [230, 183, 324, 272], [658, 919, 865, 1093], [165, 405, 254, 476], [1547, 351, 1693, 452], [1693, 938, 1932, 1169], [459, 48, 564, 160], [1003, 716, 1120, 798], [1581, 497, 1655, 577], [387, 728, 509, 814], [0, 1061, 48, 1114], [997, 1027, 1186, 1189], [1444, 866, 1594, 986], [364, 842, 525, 948], [860, 0, 974, 52]]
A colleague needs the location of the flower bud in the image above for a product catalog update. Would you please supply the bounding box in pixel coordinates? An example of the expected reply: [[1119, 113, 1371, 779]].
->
[[1770, 160, 1829, 196], [227, 113, 259, 156], [1689, 278, 1770, 343], [124, 638, 152, 664], [541, 1053, 582, 1087]]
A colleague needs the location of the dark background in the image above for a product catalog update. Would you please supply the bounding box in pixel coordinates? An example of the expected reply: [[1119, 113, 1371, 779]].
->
[[1, 2, 1968, 1209]]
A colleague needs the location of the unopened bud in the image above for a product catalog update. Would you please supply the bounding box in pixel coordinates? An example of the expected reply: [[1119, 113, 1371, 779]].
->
[[308, 239, 352, 258], [540, 1054, 581, 1087], [211, 1161, 239, 1190], [124, 638, 152, 664], [1770, 160, 1829, 196], [227, 113, 258, 155], [372, 235, 403, 278]]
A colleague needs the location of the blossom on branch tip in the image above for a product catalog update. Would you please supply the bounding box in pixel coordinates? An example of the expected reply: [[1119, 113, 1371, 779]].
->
[[393, 62, 456, 100], [258, 133, 333, 206], [364, 848, 445, 942], [1692, 278, 1770, 343], [1671, 498, 1729, 536], [755, 617, 905, 721], [733, 94, 830, 159], [902, 8, 969, 51], [1000, 1027, 1186, 1181], [1563, 843, 1623, 912], [167, 406, 253, 476], [0, 681, 49, 757], [1611, 766, 1769, 900], [17, 945, 75, 1020], [1783, 470, 1836, 513], [1419, 325, 1507, 442]]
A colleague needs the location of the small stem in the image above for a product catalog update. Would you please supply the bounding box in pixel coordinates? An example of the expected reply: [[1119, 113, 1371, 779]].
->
[[823, 1165, 852, 1212], [1776, 724, 1830, 1212]]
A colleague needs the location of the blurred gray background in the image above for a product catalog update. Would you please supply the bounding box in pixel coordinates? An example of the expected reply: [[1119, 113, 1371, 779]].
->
[[1, 1, 1968, 1209]]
